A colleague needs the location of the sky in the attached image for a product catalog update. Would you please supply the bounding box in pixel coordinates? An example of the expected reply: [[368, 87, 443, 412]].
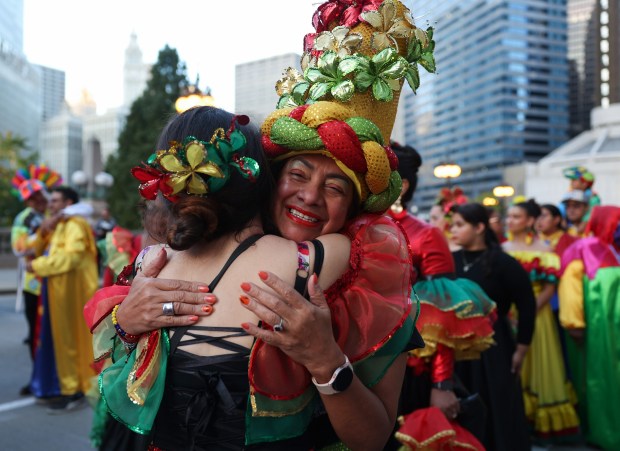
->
[[23, 0, 320, 113]]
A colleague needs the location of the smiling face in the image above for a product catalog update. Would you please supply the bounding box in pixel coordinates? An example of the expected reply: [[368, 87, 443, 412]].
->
[[272, 155, 355, 242]]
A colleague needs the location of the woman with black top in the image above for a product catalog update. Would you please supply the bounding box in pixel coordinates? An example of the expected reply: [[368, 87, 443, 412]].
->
[[450, 203, 535, 451]]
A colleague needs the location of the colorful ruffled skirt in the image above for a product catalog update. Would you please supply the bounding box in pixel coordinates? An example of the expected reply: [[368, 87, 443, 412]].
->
[[521, 303, 579, 441]]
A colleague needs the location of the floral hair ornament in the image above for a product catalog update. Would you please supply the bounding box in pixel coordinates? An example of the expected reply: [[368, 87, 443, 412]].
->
[[131, 115, 260, 201]]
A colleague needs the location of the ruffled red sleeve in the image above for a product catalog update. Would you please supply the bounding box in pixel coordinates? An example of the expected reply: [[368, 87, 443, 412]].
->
[[249, 214, 414, 400], [325, 213, 414, 361]]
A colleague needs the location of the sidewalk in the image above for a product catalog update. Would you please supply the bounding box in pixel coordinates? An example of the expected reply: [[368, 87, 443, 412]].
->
[[0, 267, 17, 295]]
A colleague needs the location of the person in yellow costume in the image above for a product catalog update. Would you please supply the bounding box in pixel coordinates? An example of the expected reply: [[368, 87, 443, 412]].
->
[[27, 186, 98, 412], [503, 198, 580, 444]]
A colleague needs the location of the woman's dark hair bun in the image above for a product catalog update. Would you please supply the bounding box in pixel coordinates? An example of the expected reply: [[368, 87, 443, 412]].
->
[[166, 197, 219, 250]]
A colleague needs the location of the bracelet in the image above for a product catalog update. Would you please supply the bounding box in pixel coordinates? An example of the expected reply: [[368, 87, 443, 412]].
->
[[111, 305, 140, 342]]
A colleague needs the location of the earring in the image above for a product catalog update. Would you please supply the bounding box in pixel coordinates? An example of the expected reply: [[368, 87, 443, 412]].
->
[[391, 196, 404, 215]]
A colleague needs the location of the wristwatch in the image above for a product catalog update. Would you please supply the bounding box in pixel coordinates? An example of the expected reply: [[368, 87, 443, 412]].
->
[[312, 355, 354, 395], [431, 380, 454, 391]]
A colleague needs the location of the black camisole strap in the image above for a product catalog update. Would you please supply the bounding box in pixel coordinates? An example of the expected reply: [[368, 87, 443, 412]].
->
[[311, 239, 324, 276], [293, 239, 325, 298], [168, 233, 263, 353]]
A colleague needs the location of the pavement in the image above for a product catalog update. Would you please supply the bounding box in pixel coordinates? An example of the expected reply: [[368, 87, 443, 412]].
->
[[0, 266, 18, 296]]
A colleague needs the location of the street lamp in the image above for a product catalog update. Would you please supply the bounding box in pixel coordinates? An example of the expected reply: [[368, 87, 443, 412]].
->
[[492, 183, 515, 198], [482, 196, 499, 206], [175, 80, 215, 113], [433, 161, 462, 188], [71, 170, 114, 200]]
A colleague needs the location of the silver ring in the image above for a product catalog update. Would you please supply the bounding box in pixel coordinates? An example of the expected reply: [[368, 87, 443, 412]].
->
[[273, 317, 284, 332], [162, 302, 175, 316]]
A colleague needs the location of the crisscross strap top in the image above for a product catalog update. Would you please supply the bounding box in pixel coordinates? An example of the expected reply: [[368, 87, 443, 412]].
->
[[168, 233, 263, 358]]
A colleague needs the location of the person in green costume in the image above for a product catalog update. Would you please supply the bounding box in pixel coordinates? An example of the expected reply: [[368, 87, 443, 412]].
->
[[559, 205, 620, 451]]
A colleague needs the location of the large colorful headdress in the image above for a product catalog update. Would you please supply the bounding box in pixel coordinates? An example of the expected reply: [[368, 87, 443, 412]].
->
[[262, 0, 436, 213], [11, 164, 63, 201], [563, 165, 595, 188], [131, 115, 260, 202]]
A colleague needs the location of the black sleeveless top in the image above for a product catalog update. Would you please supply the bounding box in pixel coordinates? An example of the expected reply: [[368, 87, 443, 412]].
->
[[151, 235, 332, 451]]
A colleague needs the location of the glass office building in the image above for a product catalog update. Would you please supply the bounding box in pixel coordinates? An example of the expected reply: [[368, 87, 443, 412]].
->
[[404, 0, 569, 212]]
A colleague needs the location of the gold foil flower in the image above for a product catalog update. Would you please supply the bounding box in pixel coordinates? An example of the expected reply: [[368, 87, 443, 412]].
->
[[160, 140, 224, 195], [360, 0, 414, 52], [314, 26, 363, 58], [275, 67, 305, 96]]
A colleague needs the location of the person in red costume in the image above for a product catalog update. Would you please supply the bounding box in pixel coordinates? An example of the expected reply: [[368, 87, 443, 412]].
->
[[386, 142, 496, 451]]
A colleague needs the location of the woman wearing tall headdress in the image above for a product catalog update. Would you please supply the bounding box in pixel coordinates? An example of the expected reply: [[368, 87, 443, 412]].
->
[[503, 198, 579, 443], [84, 1, 436, 448], [386, 143, 495, 451], [559, 206, 620, 450]]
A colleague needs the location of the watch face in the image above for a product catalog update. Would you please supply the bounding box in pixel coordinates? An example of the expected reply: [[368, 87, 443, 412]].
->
[[332, 366, 354, 392]]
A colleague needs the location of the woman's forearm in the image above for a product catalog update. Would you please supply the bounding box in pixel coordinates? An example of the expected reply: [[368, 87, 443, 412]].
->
[[536, 283, 556, 310], [319, 354, 406, 450]]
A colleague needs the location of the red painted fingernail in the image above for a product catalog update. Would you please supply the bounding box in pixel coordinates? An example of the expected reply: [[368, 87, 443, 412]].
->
[[204, 294, 217, 303], [239, 295, 250, 305], [198, 286, 210, 293], [241, 322, 250, 330], [189, 315, 199, 321], [240, 282, 251, 291], [202, 305, 213, 313], [258, 271, 268, 281]]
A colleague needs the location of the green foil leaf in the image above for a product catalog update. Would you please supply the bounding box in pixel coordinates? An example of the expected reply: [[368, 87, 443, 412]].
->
[[309, 82, 332, 100], [331, 80, 355, 102], [372, 78, 393, 102]]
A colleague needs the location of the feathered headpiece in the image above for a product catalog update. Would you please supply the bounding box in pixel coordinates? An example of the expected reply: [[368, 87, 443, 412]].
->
[[11, 164, 63, 201]]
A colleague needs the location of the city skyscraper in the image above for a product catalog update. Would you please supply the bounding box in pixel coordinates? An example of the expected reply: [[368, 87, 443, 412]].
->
[[0, 0, 41, 151], [568, 0, 620, 136], [123, 32, 151, 108], [235, 53, 301, 126], [35, 64, 65, 121], [403, 0, 570, 211]]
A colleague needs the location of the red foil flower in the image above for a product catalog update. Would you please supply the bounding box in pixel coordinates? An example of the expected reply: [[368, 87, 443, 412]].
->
[[131, 165, 175, 201], [312, 0, 383, 33]]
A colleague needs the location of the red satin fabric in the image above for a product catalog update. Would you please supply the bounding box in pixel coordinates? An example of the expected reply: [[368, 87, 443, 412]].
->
[[396, 406, 485, 450], [389, 212, 455, 276], [430, 344, 454, 383]]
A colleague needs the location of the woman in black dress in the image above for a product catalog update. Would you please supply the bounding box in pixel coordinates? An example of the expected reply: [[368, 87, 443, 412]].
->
[[450, 203, 536, 451]]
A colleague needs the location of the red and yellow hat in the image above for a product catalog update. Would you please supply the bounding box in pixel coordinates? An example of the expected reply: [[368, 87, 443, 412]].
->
[[262, 0, 436, 213]]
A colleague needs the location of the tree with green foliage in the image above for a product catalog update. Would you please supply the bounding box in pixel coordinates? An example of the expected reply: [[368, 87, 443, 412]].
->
[[106, 45, 189, 229], [0, 132, 38, 226]]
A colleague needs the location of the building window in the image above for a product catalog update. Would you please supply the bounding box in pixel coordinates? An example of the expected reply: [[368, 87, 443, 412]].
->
[[601, 68, 609, 82], [600, 40, 609, 53]]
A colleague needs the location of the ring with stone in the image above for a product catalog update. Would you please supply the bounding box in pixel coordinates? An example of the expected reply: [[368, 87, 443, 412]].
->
[[162, 302, 175, 316], [273, 317, 284, 332]]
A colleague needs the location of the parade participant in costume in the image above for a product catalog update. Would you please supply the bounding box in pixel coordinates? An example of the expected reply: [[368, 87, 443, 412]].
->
[[10, 165, 61, 394], [487, 207, 507, 243], [385, 143, 495, 451], [558, 205, 620, 450], [561, 166, 600, 223], [429, 187, 468, 251], [27, 186, 98, 411], [85, 1, 432, 449], [561, 190, 591, 237], [502, 199, 579, 442], [537, 204, 578, 257], [99, 226, 144, 287], [536, 203, 577, 375], [450, 203, 535, 451]]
